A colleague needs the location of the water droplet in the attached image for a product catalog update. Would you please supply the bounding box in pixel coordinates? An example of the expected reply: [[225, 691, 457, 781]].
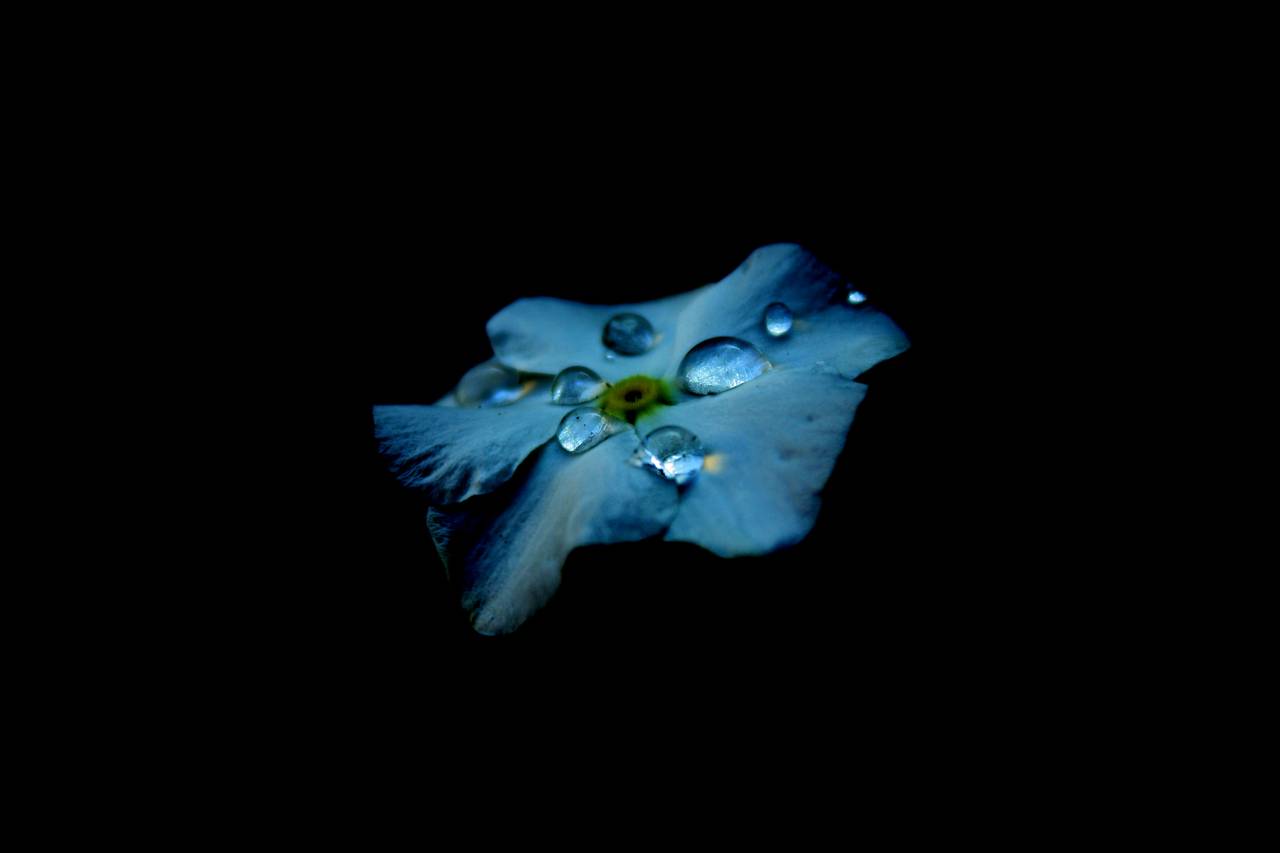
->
[[632, 426, 705, 485], [550, 366, 608, 405], [846, 287, 867, 305], [556, 407, 622, 454], [677, 337, 770, 395], [604, 350, 617, 361], [455, 362, 528, 407], [603, 312, 655, 355], [764, 302, 793, 337]]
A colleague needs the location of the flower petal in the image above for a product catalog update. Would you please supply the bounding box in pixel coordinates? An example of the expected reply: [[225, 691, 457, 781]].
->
[[427, 431, 679, 635], [486, 290, 705, 381], [485, 245, 905, 387], [659, 244, 910, 380], [373, 393, 565, 504], [751, 305, 910, 380], [641, 367, 870, 557]]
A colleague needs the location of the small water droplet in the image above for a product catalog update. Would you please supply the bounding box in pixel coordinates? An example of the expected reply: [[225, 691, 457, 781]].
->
[[550, 366, 608, 405], [556, 407, 622, 454], [631, 425, 705, 485], [677, 337, 770, 395], [455, 362, 528, 407], [764, 302, 793, 337], [604, 350, 617, 361], [846, 287, 867, 305], [603, 312, 655, 355]]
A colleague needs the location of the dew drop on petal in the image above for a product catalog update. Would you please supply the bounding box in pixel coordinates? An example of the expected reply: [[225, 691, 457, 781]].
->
[[550, 365, 608, 405], [632, 425, 705, 485], [846, 287, 867, 305], [603, 312, 655, 355], [764, 302, 793, 337], [455, 362, 528, 407], [557, 407, 621, 453], [677, 337, 770, 395]]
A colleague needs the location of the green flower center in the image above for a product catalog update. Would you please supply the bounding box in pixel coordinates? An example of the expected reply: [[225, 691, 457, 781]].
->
[[599, 375, 675, 423]]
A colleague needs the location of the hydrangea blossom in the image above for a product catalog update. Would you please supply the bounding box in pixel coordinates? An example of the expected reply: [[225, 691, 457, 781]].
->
[[374, 244, 909, 634]]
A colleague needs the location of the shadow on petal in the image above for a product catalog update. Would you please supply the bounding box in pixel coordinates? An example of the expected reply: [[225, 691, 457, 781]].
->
[[428, 431, 679, 635], [644, 368, 869, 557], [373, 398, 564, 505]]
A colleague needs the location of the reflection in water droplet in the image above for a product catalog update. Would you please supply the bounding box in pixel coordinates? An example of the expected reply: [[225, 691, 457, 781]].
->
[[846, 288, 867, 305], [455, 362, 528, 407], [550, 366, 608, 405], [631, 425, 705, 485], [764, 302, 793, 337], [556, 407, 622, 453], [603, 312, 655, 355], [677, 337, 770, 395]]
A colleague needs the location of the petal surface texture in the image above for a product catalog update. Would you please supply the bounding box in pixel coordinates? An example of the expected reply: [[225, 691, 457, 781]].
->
[[659, 244, 910, 380], [487, 290, 704, 381], [373, 390, 565, 504], [641, 367, 869, 557], [428, 431, 679, 635], [485, 244, 907, 385]]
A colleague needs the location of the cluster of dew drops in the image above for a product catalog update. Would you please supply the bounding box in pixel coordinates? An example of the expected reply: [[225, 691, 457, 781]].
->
[[457, 283, 871, 486]]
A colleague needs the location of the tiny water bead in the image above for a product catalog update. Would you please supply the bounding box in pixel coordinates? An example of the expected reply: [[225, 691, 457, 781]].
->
[[603, 312, 655, 355], [764, 302, 793, 337], [846, 287, 867, 305], [550, 366, 608, 405], [632, 425, 705, 485], [455, 362, 529, 407], [556, 407, 622, 454], [677, 337, 771, 395]]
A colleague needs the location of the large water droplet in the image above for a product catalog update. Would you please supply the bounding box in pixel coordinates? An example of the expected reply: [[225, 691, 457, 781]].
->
[[632, 425, 705, 485], [677, 337, 770, 395], [455, 362, 528, 407], [603, 313, 655, 355], [556, 407, 622, 454], [764, 302, 793, 337], [550, 366, 608, 405]]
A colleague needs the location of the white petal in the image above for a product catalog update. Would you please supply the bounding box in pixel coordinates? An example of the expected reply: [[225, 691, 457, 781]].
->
[[486, 290, 706, 382], [640, 367, 869, 557], [748, 305, 910, 380], [427, 431, 679, 635], [373, 394, 565, 504], [485, 245, 907, 387], [659, 244, 910, 380]]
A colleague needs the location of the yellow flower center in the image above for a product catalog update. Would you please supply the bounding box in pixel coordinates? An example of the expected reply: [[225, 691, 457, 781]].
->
[[599, 375, 674, 422]]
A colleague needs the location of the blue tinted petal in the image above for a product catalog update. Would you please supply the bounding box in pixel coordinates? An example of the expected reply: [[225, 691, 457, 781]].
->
[[659, 244, 909, 380], [374, 393, 564, 504], [486, 290, 704, 382], [427, 431, 679, 635], [641, 367, 869, 556]]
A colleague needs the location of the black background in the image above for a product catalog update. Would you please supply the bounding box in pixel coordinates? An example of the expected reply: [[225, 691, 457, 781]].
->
[[209, 114, 1097, 751], [326, 174, 1041, 696], [76, 38, 1150, 789], [214, 77, 1109, 731], [148, 33, 1156, 791]]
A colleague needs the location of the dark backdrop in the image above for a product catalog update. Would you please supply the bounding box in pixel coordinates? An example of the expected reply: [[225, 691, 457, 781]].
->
[[327, 184, 1029, 688], [273, 140, 1074, 716]]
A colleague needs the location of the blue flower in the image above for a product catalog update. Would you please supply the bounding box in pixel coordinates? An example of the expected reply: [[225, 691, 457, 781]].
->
[[374, 244, 909, 634]]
